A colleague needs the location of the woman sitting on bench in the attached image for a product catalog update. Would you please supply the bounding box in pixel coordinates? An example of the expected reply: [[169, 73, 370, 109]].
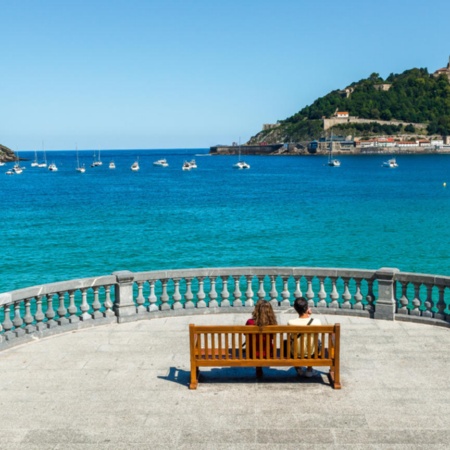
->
[[246, 300, 278, 378]]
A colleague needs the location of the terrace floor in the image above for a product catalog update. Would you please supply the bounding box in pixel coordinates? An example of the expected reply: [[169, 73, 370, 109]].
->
[[0, 312, 449, 449]]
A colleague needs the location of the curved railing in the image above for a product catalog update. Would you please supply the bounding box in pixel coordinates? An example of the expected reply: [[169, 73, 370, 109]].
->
[[0, 266, 449, 350]]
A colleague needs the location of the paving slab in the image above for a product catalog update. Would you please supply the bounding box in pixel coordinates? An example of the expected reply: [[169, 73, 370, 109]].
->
[[0, 313, 449, 449]]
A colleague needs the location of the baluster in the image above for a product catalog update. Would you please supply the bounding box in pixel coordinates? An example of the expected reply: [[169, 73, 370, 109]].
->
[[233, 276, 242, 307], [92, 287, 104, 319], [173, 278, 183, 310], [136, 282, 146, 314], [80, 288, 92, 321], [148, 281, 158, 312], [57, 291, 69, 325], [35, 295, 47, 331], [435, 286, 446, 320], [45, 294, 57, 328], [160, 279, 170, 310], [269, 275, 278, 307], [329, 277, 339, 309], [422, 284, 433, 318], [293, 276, 302, 300], [13, 301, 25, 337], [197, 277, 206, 308], [280, 276, 290, 307], [353, 280, 363, 310], [184, 278, 194, 309], [245, 275, 254, 307], [410, 283, 421, 316], [208, 277, 218, 309], [341, 278, 352, 309], [104, 286, 115, 317], [317, 277, 327, 308], [365, 279, 375, 312], [2, 304, 14, 340], [305, 277, 315, 308], [68, 290, 80, 323], [220, 276, 230, 307], [257, 276, 266, 302], [397, 282, 409, 314], [24, 298, 35, 334]]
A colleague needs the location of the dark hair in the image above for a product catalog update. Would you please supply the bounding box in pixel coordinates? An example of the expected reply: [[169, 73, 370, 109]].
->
[[293, 297, 309, 316]]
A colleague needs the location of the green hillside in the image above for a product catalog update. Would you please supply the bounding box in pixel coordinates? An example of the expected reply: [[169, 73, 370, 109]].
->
[[248, 68, 450, 144]]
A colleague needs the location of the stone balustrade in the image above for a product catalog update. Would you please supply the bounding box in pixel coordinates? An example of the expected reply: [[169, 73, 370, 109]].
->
[[0, 267, 449, 350]]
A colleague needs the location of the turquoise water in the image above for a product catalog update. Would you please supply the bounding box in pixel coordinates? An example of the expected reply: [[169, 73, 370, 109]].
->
[[1, 150, 449, 292]]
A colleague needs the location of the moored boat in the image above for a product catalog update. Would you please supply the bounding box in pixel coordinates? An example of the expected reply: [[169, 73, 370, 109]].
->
[[131, 160, 139, 171], [382, 158, 398, 168], [153, 159, 169, 167]]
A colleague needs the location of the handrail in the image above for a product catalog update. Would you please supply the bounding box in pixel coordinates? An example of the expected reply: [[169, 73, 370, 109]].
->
[[0, 266, 448, 350]]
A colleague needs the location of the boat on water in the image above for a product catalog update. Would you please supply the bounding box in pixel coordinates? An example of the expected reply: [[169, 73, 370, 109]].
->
[[382, 158, 398, 168], [182, 161, 197, 170], [153, 159, 169, 167], [109, 161, 116, 169], [327, 135, 341, 167], [0, 161, 5, 166], [75, 147, 85, 173], [189, 159, 197, 169], [233, 161, 250, 169], [130, 160, 139, 171], [31, 150, 39, 167], [13, 164, 23, 174], [91, 150, 103, 167], [48, 162, 58, 172], [232, 141, 250, 169], [5, 168, 14, 175]]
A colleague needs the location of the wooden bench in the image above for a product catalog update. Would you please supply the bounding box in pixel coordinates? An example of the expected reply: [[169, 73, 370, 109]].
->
[[189, 323, 341, 389]]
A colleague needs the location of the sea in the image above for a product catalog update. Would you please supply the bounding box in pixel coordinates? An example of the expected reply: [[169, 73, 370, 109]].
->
[[1, 149, 450, 293]]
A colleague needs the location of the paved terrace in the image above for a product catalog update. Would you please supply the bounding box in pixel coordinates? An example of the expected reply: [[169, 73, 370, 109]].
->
[[0, 312, 449, 449]]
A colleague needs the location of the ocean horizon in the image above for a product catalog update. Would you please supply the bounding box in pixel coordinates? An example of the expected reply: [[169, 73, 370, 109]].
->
[[1, 149, 449, 292]]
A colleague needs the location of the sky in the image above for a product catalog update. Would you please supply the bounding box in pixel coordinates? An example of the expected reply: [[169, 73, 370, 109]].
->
[[1, 0, 450, 151]]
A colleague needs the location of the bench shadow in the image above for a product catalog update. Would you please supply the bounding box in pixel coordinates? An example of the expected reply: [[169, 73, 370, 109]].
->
[[158, 366, 331, 388]]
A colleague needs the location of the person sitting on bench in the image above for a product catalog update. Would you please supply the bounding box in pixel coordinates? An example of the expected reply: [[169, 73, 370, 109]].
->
[[288, 297, 321, 377]]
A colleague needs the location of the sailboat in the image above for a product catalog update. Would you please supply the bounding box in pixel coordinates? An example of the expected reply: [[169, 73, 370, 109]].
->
[[31, 150, 39, 167], [327, 133, 341, 167], [91, 150, 103, 167], [233, 141, 250, 169], [75, 147, 85, 173], [130, 158, 140, 171]]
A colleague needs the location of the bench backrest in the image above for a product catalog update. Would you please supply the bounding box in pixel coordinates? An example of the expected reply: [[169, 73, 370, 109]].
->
[[189, 324, 340, 363]]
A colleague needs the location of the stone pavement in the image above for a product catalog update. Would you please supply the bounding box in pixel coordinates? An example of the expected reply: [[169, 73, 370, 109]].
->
[[0, 312, 449, 449]]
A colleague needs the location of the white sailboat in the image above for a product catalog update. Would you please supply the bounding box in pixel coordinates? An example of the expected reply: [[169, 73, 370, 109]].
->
[[91, 150, 103, 167], [131, 159, 140, 171], [233, 142, 250, 169], [31, 150, 39, 167], [327, 132, 341, 167], [76, 147, 85, 173], [38, 143, 47, 168]]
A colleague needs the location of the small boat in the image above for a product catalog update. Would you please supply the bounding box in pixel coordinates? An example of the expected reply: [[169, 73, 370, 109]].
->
[[31, 150, 39, 167], [327, 135, 341, 167], [189, 159, 197, 169], [182, 161, 192, 171], [233, 161, 250, 169], [38, 144, 48, 167], [76, 146, 85, 173], [232, 141, 250, 169], [153, 158, 169, 167], [5, 169, 14, 175], [0, 161, 5, 166], [48, 162, 58, 172], [13, 164, 23, 174], [91, 150, 103, 167], [131, 160, 140, 171], [382, 158, 398, 168], [109, 161, 116, 169]]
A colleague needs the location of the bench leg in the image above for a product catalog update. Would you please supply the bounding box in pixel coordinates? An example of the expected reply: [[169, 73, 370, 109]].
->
[[328, 367, 342, 389], [189, 366, 199, 390]]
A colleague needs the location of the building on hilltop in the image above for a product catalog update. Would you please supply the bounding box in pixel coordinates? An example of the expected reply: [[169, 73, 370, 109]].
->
[[433, 57, 450, 81]]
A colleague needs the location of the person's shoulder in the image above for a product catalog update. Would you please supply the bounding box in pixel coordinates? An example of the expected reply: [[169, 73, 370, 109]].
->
[[312, 318, 322, 325], [288, 318, 301, 325]]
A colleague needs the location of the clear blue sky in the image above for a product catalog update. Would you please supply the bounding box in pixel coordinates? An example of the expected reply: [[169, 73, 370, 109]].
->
[[2, 0, 450, 150]]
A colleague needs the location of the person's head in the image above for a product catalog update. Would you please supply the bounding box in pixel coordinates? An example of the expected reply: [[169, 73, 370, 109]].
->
[[252, 300, 278, 326], [293, 297, 310, 317]]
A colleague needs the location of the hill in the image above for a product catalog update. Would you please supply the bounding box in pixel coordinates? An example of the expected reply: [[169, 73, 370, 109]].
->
[[248, 67, 450, 144], [0, 144, 16, 162]]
